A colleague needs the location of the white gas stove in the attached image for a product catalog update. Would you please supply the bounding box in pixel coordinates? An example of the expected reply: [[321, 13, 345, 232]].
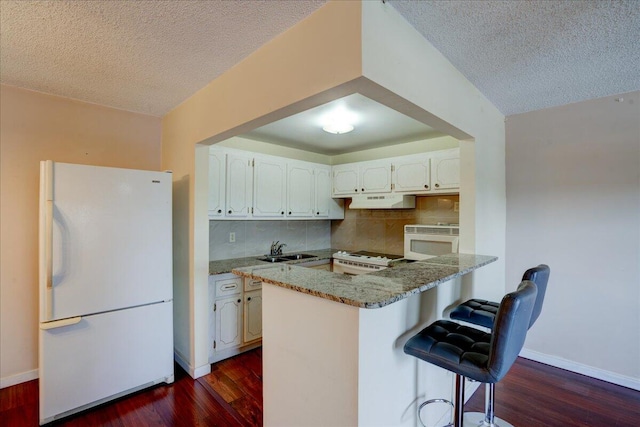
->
[[332, 250, 404, 275]]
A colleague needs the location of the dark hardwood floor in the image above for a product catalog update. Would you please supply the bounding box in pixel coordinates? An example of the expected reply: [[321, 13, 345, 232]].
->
[[465, 358, 640, 427], [2, 348, 639, 426]]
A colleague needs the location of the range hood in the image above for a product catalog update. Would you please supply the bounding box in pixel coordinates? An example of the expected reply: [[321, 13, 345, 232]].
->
[[349, 194, 416, 209]]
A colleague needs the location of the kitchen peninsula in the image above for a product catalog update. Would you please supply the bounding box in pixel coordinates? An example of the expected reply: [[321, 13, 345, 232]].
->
[[232, 253, 497, 427]]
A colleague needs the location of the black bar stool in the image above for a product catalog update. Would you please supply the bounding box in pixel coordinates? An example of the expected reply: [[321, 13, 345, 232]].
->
[[404, 280, 537, 427], [450, 265, 550, 329], [449, 265, 550, 426]]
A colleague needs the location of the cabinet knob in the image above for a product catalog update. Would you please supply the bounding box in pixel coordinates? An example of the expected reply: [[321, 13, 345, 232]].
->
[[355, 188, 358, 192], [237, 299, 241, 303], [217, 209, 222, 213], [361, 188, 365, 192], [317, 212, 320, 215], [424, 184, 429, 189], [281, 211, 284, 215], [247, 297, 252, 301], [228, 210, 232, 214], [288, 211, 292, 215], [435, 183, 440, 188]]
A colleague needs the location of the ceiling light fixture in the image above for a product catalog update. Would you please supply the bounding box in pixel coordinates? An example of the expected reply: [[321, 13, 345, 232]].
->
[[322, 123, 354, 134], [321, 107, 357, 135]]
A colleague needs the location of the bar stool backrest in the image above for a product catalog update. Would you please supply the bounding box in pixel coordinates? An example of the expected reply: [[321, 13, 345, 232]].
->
[[487, 280, 537, 383], [522, 264, 550, 328]]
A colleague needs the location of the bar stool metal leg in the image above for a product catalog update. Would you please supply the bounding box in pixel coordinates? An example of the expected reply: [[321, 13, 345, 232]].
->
[[462, 383, 514, 427], [415, 374, 466, 427], [454, 374, 465, 427]]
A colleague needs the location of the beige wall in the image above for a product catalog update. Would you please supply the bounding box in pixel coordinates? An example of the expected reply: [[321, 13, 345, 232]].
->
[[506, 91, 640, 389], [218, 136, 331, 164], [162, 0, 363, 377], [0, 85, 161, 386], [331, 135, 459, 165], [361, 1, 506, 303], [161, 0, 506, 386]]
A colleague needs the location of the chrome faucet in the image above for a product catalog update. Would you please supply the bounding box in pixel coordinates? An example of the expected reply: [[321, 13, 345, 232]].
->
[[270, 241, 286, 256]]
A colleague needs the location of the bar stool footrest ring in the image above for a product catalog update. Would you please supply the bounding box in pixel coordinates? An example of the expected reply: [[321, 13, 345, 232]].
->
[[418, 398, 455, 427]]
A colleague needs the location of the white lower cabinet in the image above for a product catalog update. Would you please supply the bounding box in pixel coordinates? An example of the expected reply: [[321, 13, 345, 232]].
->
[[215, 295, 242, 351], [243, 289, 263, 343], [209, 273, 262, 363]]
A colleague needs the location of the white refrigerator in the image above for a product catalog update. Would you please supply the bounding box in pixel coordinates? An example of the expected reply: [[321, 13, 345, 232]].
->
[[38, 161, 174, 425]]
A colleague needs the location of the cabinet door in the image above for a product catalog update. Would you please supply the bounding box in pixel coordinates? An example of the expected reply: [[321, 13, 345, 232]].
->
[[225, 153, 253, 217], [215, 295, 242, 351], [314, 166, 331, 217], [431, 150, 460, 191], [393, 156, 431, 193], [359, 160, 392, 193], [208, 150, 225, 218], [332, 163, 359, 197], [243, 289, 262, 343], [287, 162, 314, 217], [253, 157, 286, 217]]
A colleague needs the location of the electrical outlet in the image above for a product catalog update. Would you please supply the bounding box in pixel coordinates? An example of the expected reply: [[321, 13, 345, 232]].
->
[[229, 232, 236, 243], [454, 202, 459, 212]]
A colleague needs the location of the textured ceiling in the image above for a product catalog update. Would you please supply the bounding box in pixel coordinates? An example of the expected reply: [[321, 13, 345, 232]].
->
[[0, 0, 326, 116], [1, 1, 639, 118], [389, 0, 640, 115]]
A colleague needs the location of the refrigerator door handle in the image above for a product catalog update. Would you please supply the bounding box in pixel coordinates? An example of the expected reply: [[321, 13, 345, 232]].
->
[[40, 316, 82, 330], [44, 160, 54, 319], [45, 199, 53, 291]]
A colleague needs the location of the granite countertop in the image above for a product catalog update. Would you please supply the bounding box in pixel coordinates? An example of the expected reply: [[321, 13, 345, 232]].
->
[[209, 248, 337, 275], [231, 253, 497, 309]]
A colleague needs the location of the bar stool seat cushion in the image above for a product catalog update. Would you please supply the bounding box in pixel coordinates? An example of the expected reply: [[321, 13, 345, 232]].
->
[[405, 281, 537, 385], [450, 264, 550, 330], [449, 300, 499, 329], [404, 320, 498, 383]]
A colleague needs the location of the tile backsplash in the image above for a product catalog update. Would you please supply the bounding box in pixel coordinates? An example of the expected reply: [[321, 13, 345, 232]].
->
[[209, 195, 458, 260], [209, 220, 331, 261], [330, 195, 459, 255]]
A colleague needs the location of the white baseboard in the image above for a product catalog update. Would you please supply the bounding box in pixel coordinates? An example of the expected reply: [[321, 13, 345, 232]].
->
[[0, 369, 38, 389], [173, 350, 211, 379], [519, 348, 640, 391], [193, 363, 211, 379]]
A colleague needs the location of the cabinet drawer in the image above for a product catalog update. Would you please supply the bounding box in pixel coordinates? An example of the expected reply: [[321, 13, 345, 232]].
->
[[216, 278, 242, 297], [244, 278, 262, 291]]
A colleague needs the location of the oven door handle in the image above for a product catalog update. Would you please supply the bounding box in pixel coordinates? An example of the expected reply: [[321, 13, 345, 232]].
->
[[334, 259, 386, 275]]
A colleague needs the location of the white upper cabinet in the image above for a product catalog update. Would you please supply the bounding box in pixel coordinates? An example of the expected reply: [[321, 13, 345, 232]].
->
[[287, 161, 314, 217], [253, 156, 286, 217], [208, 147, 343, 220], [332, 163, 359, 196], [314, 166, 331, 217], [225, 152, 253, 217], [331, 148, 460, 198], [332, 160, 392, 196], [208, 150, 225, 218], [359, 160, 392, 194], [393, 155, 431, 193], [430, 149, 460, 191]]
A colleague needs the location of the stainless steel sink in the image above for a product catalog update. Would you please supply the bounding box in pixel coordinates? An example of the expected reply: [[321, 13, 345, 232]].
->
[[257, 253, 316, 263], [279, 253, 316, 260], [257, 256, 287, 263]]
